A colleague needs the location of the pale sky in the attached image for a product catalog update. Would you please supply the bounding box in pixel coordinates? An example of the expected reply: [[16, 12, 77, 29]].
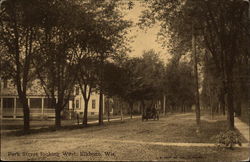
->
[[122, 1, 171, 63]]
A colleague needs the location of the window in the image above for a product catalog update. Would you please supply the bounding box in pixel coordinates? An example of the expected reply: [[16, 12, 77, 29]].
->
[[3, 98, 14, 109], [76, 87, 80, 95], [76, 100, 80, 109], [92, 99, 96, 109], [30, 98, 42, 108], [44, 98, 55, 109], [3, 79, 8, 88]]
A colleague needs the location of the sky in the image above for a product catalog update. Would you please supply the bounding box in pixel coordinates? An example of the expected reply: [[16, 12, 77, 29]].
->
[[122, 1, 171, 63]]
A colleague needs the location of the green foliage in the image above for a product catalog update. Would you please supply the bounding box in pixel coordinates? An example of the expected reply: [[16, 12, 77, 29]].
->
[[213, 130, 242, 149]]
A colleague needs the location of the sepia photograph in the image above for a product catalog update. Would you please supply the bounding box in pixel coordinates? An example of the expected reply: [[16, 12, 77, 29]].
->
[[0, 0, 249, 161]]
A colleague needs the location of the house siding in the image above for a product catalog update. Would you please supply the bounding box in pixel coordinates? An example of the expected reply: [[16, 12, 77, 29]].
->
[[73, 90, 105, 116], [0, 80, 59, 119], [0, 80, 105, 119]]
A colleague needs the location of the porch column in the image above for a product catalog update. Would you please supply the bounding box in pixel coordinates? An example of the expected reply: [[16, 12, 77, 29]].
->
[[28, 97, 30, 107], [27, 97, 30, 117], [14, 97, 16, 119]]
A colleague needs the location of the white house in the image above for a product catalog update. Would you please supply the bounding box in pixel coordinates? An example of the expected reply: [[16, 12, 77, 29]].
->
[[0, 79, 105, 119], [72, 86, 105, 116], [0, 79, 57, 119]]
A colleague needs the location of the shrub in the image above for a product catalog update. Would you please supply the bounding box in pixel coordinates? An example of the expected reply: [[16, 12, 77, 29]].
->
[[213, 130, 242, 149]]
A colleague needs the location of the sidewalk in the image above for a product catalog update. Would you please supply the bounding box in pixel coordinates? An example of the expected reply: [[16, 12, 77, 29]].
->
[[100, 139, 249, 148], [235, 117, 249, 142], [76, 115, 141, 125]]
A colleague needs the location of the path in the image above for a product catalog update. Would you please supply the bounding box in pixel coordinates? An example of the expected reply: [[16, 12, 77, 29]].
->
[[75, 115, 141, 125], [101, 139, 249, 148], [235, 117, 249, 143]]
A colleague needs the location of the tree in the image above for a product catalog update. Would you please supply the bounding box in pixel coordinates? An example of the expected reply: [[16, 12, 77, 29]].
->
[[102, 60, 128, 119], [0, 0, 45, 131], [192, 26, 201, 126], [102, 50, 166, 119], [76, 56, 98, 125], [83, 0, 132, 125], [122, 50, 165, 118], [33, 0, 81, 127], [35, 0, 131, 127], [201, 54, 224, 116], [140, 0, 249, 130], [163, 56, 195, 113]]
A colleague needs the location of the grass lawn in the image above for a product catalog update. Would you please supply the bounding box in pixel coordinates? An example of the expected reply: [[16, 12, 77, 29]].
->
[[1, 112, 249, 161], [1, 115, 128, 130]]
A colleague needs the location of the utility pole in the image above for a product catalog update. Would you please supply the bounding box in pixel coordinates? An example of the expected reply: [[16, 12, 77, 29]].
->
[[192, 24, 201, 128], [99, 54, 104, 125]]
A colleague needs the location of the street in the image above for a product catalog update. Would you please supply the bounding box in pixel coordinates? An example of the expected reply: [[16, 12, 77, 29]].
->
[[1, 113, 249, 161]]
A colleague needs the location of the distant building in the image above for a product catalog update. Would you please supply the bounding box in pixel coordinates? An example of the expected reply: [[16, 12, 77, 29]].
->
[[72, 86, 105, 116], [0, 79, 105, 119]]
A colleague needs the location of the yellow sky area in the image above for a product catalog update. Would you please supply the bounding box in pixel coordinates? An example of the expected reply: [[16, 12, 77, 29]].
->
[[122, 1, 171, 63]]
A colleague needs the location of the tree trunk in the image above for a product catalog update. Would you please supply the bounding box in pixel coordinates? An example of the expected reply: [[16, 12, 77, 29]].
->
[[107, 100, 110, 122], [163, 95, 166, 115], [226, 74, 235, 130], [17, 86, 30, 131], [22, 98, 30, 131], [83, 99, 88, 125], [235, 100, 241, 117], [192, 24, 200, 127], [77, 113, 79, 125], [227, 92, 234, 130], [99, 92, 104, 125], [220, 88, 226, 115], [129, 102, 133, 119], [211, 104, 214, 120], [120, 102, 123, 121], [55, 106, 61, 128], [141, 100, 145, 120]]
